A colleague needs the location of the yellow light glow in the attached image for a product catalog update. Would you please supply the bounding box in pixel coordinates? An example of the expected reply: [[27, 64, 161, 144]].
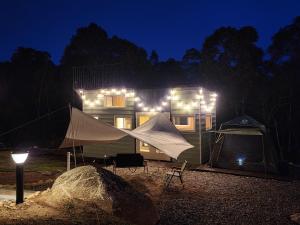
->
[[161, 101, 168, 106], [138, 102, 144, 107]]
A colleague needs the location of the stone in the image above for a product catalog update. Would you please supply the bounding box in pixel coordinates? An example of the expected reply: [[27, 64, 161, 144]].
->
[[291, 213, 300, 224], [48, 165, 160, 225]]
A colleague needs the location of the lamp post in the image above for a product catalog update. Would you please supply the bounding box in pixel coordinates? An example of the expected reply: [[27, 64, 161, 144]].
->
[[11, 151, 29, 204]]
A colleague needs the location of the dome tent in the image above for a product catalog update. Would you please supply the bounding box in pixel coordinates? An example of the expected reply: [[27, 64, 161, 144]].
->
[[210, 115, 278, 173]]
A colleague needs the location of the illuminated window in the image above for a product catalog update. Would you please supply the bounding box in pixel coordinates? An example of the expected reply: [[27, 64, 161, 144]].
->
[[140, 142, 150, 152], [205, 114, 212, 130], [114, 116, 132, 129], [104, 95, 125, 107], [173, 115, 195, 131], [138, 115, 150, 126]]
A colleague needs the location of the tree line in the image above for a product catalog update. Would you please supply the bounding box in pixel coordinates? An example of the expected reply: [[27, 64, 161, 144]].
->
[[0, 18, 299, 163]]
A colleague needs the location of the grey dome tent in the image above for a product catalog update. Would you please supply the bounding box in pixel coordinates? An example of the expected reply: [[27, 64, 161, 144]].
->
[[210, 115, 278, 173]]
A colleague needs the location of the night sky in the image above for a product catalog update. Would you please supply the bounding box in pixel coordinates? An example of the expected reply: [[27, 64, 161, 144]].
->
[[1, 0, 300, 64]]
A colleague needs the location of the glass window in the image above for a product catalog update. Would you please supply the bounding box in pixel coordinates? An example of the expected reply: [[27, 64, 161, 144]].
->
[[114, 116, 132, 129], [105, 95, 125, 107], [140, 142, 150, 152], [205, 114, 212, 130], [173, 115, 195, 131]]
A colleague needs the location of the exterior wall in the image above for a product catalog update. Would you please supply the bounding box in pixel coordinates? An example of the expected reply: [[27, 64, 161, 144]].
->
[[82, 89, 136, 158], [80, 86, 217, 165]]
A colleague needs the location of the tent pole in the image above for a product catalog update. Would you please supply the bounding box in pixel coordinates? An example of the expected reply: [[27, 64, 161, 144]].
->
[[80, 146, 85, 165], [262, 135, 267, 177]]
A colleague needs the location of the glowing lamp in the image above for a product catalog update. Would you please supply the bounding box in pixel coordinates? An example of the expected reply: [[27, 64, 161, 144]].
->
[[237, 158, 244, 166], [11, 152, 28, 164], [11, 151, 29, 204]]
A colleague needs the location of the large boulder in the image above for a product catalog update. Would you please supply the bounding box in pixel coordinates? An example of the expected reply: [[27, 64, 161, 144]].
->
[[48, 166, 159, 225]]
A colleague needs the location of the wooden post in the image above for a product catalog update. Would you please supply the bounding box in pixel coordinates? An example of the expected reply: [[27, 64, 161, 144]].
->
[[67, 152, 71, 171]]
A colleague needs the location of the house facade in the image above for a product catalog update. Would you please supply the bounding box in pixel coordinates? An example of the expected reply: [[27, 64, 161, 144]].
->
[[78, 86, 217, 164]]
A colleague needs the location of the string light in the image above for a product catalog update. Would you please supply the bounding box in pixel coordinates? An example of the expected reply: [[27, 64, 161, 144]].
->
[[79, 87, 217, 113]]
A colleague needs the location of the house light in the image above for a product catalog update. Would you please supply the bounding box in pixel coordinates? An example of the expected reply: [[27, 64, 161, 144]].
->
[[211, 93, 218, 97], [95, 100, 100, 105], [134, 97, 140, 102], [156, 106, 162, 111], [138, 102, 144, 107], [89, 102, 95, 107], [81, 95, 86, 99], [100, 89, 105, 93], [111, 88, 116, 93], [150, 108, 155, 112], [116, 90, 121, 95], [121, 88, 127, 93], [184, 104, 191, 111], [79, 90, 84, 94], [143, 107, 149, 111], [199, 88, 203, 94], [166, 95, 171, 100], [192, 101, 197, 107], [97, 94, 103, 98], [170, 89, 176, 96], [172, 95, 180, 100], [161, 101, 168, 106], [177, 102, 183, 107], [200, 100, 206, 105]]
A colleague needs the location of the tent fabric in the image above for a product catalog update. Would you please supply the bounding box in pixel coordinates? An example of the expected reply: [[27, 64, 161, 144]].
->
[[59, 108, 127, 148], [215, 128, 263, 136], [210, 115, 278, 173], [122, 113, 194, 159], [221, 115, 266, 132]]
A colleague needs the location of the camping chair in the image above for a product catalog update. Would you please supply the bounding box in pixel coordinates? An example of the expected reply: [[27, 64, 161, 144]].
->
[[164, 160, 188, 188]]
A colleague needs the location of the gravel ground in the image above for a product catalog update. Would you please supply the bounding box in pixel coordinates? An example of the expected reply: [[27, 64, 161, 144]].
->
[[0, 162, 299, 225], [112, 163, 300, 225]]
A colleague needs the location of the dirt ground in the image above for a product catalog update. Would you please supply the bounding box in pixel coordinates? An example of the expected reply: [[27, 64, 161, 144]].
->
[[0, 161, 300, 225]]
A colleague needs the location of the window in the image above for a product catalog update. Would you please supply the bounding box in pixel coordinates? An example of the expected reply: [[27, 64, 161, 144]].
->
[[104, 95, 125, 107], [140, 142, 150, 152], [173, 115, 195, 131], [138, 115, 150, 126], [205, 114, 212, 130], [114, 116, 132, 129]]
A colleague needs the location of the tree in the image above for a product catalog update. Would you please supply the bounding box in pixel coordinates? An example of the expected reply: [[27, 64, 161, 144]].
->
[[60, 23, 151, 88], [182, 48, 201, 83], [200, 26, 266, 121], [149, 50, 159, 65], [268, 16, 300, 161]]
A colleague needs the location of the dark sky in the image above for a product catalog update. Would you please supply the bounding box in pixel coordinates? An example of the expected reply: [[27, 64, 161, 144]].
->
[[1, 0, 300, 64]]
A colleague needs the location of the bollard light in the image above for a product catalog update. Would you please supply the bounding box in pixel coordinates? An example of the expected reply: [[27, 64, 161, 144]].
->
[[11, 151, 29, 204]]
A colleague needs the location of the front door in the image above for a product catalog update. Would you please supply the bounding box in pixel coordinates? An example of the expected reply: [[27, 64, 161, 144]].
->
[[136, 112, 171, 161]]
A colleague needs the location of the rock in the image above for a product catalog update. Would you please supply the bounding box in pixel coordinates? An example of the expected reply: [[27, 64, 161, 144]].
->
[[48, 165, 159, 225], [0, 201, 3, 207], [291, 213, 300, 224]]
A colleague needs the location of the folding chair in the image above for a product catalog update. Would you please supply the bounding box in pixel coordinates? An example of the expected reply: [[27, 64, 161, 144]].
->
[[164, 160, 187, 188]]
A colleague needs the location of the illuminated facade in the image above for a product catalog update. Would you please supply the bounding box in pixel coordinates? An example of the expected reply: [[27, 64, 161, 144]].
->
[[78, 86, 217, 164]]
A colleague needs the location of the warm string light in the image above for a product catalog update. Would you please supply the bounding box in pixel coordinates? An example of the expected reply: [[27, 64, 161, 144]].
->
[[78, 88, 217, 113]]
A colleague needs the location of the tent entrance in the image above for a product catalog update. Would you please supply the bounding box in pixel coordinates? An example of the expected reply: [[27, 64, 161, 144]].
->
[[136, 112, 171, 161]]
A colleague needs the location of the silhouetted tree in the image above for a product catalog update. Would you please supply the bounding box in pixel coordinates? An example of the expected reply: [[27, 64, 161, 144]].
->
[[268, 16, 300, 162], [149, 50, 159, 65], [182, 48, 201, 83], [200, 26, 266, 121]]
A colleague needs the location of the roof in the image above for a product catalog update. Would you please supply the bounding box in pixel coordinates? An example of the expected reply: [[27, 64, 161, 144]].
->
[[221, 115, 266, 132], [215, 128, 263, 136]]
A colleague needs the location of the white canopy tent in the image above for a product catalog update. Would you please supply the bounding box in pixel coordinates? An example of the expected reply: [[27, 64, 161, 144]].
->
[[60, 107, 193, 159], [59, 107, 127, 148], [122, 113, 194, 159]]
